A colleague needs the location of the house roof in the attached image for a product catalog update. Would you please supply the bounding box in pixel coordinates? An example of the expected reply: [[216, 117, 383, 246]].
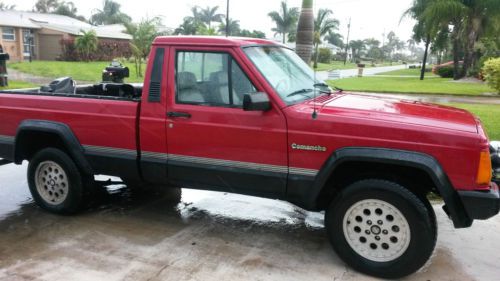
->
[[0, 10, 131, 40], [153, 36, 281, 47]]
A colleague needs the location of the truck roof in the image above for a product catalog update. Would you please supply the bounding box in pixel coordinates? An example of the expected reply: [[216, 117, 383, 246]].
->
[[153, 36, 281, 47]]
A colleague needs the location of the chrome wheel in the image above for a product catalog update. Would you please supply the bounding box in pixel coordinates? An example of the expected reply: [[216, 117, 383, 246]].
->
[[342, 199, 411, 262], [35, 161, 69, 205]]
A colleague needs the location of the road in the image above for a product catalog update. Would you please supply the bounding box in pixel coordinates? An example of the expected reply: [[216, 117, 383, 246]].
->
[[1, 163, 499, 281], [317, 64, 409, 81]]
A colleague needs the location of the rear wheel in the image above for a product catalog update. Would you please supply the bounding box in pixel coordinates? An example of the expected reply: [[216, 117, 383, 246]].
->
[[28, 148, 90, 214], [325, 179, 436, 279]]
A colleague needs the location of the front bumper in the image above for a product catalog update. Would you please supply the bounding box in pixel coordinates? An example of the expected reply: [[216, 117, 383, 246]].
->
[[458, 183, 500, 220]]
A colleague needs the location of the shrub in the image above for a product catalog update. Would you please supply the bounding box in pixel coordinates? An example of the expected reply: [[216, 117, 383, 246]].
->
[[436, 66, 455, 78], [317, 48, 332, 64], [482, 57, 500, 94], [59, 37, 132, 62]]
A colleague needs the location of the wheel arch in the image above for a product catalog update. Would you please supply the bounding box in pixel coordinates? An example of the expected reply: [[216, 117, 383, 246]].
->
[[14, 120, 93, 176], [309, 147, 471, 228]]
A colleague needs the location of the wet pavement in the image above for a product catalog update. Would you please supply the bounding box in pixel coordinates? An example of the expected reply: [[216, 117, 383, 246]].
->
[[1, 163, 499, 281]]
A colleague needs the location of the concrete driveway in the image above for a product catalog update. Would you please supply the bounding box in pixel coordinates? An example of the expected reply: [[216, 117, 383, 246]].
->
[[1, 163, 499, 281]]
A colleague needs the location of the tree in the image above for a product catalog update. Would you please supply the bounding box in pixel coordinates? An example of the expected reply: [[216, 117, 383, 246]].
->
[[75, 30, 98, 62], [295, 0, 314, 64], [364, 38, 383, 61], [403, 0, 441, 80], [53, 1, 86, 21], [312, 9, 339, 68], [91, 0, 132, 25], [33, 0, 59, 13], [239, 29, 266, 38], [199, 6, 224, 29], [412, 0, 500, 79], [349, 40, 366, 61], [218, 19, 241, 35], [0, 1, 15, 10], [125, 17, 164, 77], [174, 17, 198, 35], [268, 1, 299, 44], [325, 31, 344, 48]]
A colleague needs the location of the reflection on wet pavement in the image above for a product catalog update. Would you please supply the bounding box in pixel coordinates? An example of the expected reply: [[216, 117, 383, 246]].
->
[[1, 163, 499, 281]]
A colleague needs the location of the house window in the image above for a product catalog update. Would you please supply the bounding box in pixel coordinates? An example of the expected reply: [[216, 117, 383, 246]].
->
[[2, 27, 15, 41], [23, 29, 35, 56]]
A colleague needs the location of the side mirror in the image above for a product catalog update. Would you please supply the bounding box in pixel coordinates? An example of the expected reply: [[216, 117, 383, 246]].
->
[[243, 92, 271, 111]]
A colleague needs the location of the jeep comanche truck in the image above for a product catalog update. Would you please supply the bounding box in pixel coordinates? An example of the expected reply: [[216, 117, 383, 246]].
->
[[0, 36, 498, 278]]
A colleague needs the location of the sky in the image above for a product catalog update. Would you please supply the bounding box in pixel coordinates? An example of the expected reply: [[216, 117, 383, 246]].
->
[[5, 0, 417, 43]]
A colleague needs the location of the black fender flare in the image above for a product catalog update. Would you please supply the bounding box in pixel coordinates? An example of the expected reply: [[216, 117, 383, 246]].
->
[[309, 147, 471, 228], [14, 120, 93, 175]]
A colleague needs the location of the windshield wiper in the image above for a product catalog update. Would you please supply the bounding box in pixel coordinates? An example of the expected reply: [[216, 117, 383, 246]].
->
[[286, 88, 313, 98], [314, 82, 343, 93]]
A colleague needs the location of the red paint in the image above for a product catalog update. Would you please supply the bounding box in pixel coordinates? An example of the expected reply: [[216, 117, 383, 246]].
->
[[0, 36, 492, 192]]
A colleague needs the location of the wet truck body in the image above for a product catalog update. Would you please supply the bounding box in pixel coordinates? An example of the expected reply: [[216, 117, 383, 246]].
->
[[0, 36, 498, 278]]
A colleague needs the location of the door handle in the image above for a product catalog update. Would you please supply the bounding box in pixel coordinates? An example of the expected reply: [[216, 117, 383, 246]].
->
[[167, 111, 191, 118]]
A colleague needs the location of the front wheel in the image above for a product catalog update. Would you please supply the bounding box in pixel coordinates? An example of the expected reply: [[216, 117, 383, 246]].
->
[[325, 179, 436, 279]]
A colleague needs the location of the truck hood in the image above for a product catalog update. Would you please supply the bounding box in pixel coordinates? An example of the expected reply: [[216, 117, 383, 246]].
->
[[309, 93, 478, 134]]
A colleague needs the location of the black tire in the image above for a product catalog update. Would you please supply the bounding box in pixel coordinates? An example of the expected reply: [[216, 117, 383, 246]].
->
[[28, 148, 89, 214], [325, 179, 436, 279]]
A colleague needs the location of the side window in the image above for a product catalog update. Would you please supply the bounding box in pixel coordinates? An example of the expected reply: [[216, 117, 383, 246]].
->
[[176, 51, 257, 107]]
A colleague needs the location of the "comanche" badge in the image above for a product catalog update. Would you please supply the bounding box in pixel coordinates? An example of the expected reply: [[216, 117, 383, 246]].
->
[[291, 143, 327, 152]]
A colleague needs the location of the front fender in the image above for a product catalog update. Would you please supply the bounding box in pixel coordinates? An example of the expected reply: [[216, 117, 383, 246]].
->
[[307, 147, 471, 228]]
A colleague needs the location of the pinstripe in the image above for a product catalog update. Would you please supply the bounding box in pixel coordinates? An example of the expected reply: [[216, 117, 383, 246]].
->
[[82, 145, 319, 176], [0, 135, 15, 143]]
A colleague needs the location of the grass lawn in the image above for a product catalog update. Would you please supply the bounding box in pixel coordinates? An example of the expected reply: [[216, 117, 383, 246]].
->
[[447, 103, 500, 140], [314, 61, 398, 71], [0, 80, 38, 90], [376, 68, 438, 77], [8, 61, 146, 83], [328, 76, 494, 96]]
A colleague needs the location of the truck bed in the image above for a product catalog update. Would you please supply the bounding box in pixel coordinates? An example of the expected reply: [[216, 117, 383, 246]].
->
[[0, 83, 142, 178], [1, 82, 144, 101]]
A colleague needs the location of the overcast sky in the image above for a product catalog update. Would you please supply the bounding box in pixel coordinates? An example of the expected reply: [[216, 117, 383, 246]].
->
[[6, 0, 416, 42]]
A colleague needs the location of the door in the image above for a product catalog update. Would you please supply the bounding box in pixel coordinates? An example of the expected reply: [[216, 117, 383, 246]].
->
[[38, 34, 63, 60], [166, 47, 288, 198]]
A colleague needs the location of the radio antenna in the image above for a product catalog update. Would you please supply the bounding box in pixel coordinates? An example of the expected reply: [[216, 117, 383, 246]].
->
[[312, 46, 320, 120], [311, 0, 318, 120]]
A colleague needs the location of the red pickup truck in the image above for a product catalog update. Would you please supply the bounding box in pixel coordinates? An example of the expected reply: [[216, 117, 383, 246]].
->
[[0, 36, 498, 278]]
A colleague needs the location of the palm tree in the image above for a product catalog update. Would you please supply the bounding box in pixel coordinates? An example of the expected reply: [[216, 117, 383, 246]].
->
[[295, 0, 314, 63], [75, 30, 98, 62], [199, 6, 224, 29], [174, 17, 198, 35], [325, 31, 344, 48], [312, 9, 339, 68], [414, 0, 500, 79], [349, 40, 365, 62], [90, 0, 132, 25], [403, 0, 441, 80], [268, 1, 299, 44], [125, 17, 163, 77], [218, 19, 241, 36], [0, 1, 16, 10]]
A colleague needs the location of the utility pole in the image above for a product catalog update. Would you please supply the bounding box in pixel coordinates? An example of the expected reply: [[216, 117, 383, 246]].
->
[[343, 17, 351, 65], [225, 0, 230, 37]]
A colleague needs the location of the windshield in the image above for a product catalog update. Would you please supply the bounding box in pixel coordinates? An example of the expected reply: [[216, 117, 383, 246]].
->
[[243, 46, 329, 104]]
